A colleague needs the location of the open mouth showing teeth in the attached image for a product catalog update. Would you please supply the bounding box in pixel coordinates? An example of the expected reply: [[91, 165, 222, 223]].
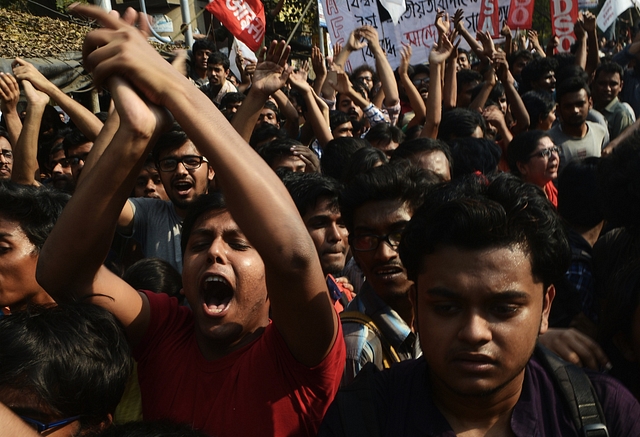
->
[[203, 276, 234, 315], [375, 267, 403, 277]]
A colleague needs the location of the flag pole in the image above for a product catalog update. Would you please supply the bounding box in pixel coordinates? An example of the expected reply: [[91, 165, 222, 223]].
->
[[280, 0, 315, 61]]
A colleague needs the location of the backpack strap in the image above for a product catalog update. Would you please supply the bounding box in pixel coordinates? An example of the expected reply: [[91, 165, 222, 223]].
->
[[340, 311, 401, 367], [535, 345, 609, 437], [334, 363, 381, 437]]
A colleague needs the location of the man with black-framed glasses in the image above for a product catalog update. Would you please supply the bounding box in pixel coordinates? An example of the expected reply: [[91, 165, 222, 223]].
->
[[337, 164, 439, 386], [116, 124, 214, 272]]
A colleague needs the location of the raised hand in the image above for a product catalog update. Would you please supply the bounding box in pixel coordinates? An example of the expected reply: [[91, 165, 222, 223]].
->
[[311, 46, 326, 77], [583, 11, 596, 33], [0, 72, 20, 113], [251, 40, 292, 98], [288, 67, 311, 92], [454, 9, 465, 32], [429, 33, 454, 65], [21, 79, 50, 109], [477, 31, 496, 59], [500, 22, 511, 38], [435, 9, 451, 36], [398, 44, 412, 77], [358, 26, 381, 52], [11, 58, 54, 94], [291, 145, 320, 173], [345, 29, 366, 52]]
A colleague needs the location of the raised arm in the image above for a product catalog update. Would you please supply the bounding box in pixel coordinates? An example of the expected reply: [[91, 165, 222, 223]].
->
[[37, 75, 170, 347], [454, 9, 484, 59], [67, 6, 338, 366], [272, 88, 300, 139], [443, 42, 458, 110], [311, 46, 327, 96], [0, 73, 22, 147], [398, 45, 426, 128], [359, 26, 400, 109], [527, 30, 546, 58], [421, 34, 453, 138], [289, 67, 333, 148], [12, 58, 103, 141], [10, 80, 49, 186], [583, 11, 599, 77], [501, 23, 513, 58], [573, 16, 587, 71], [231, 48, 289, 142], [495, 51, 529, 135]]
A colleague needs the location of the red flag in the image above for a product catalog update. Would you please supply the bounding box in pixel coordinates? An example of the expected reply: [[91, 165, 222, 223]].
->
[[550, 0, 578, 53], [507, 0, 534, 29], [205, 0, 265, 52], [477, 0, 500, 38]]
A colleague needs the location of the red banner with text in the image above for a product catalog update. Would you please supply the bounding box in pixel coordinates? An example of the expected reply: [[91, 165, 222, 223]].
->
[[205, 0, 265, 52], [507, 0, 534, 29], [550, 0, 578, 53], [477, 0, 501, 38]]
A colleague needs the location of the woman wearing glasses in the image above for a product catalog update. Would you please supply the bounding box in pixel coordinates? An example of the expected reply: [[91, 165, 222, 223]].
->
[[507, 130, 561, 207]]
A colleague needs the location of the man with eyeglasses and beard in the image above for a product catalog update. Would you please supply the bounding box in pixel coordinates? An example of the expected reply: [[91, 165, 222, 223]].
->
[[117, 124, 214, 272]]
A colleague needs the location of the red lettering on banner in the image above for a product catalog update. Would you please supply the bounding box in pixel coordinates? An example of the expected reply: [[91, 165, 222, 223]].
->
[[551, 0, 577, 52], [206, 0, 265, 51], [478, 0, 500, 38], [507, 0, 533, 29]]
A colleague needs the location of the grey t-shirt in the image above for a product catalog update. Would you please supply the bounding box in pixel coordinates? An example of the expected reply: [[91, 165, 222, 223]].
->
[[128, 197, 183, 272], [548, 121, 607, 173]]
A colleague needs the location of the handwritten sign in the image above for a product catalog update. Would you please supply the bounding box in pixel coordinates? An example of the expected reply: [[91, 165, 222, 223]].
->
[[321, 0, 511, 70]]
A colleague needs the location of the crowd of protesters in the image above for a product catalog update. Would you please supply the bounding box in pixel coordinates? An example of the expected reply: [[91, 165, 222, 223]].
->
[[1, 3, 640, 436]]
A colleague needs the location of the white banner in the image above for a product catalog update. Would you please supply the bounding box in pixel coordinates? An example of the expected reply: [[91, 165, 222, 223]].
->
[[320, 0, 511, 70], [597, 0, 638, 32]]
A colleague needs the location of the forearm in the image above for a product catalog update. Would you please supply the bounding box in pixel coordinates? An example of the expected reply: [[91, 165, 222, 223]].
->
[[301, 88, 333, 147], [231, 89, 267, 142], [38, 122, 154, 298], [372, 47, 400, 107], [44, 85, 103, 141], [586, 31, 599, 76], [11, 103, 45, 186], [574, 36, 588, 70], [1, 107, 22, 146], [77, 104, 120, 187], [504, 80, 529, 135], [469, 81, 494, 113], [443, 60, 457, 110], [460, 27, 484, 58], [273, 89, 300, 139], [313, 72, 326, 95], [503, 35, 513, 58], [400, 74, 425, 125], [421, 62, 443, 138]]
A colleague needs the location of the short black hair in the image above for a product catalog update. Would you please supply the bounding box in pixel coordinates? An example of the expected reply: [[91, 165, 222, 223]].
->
[[339, 164, 435, 234], [594, 62, 624, 82], [152, 123, 191, 163], [0, 302, 132, 429], [350, 64, 378, 83], [342, 146, 389, 183], [249, 123, 287, 149], [520, 57, 559, 93], [448, 137, 501, 179], [192, 39, 216, 54], [62, 128, 90, 155], [365, 123, 405, 148], [508, 49, 533, 68], [399, 173, 571, 289], [0, 181, 69, 250], [392, 138, 453, 174], [257, 138, 303, 168], [507, 130, 551, 177], [321, 137, 368, 180], [457, 69, 483, 89], [123, 258, 184, 303], [181, 191, 227, 254], [280, 172, 342, 217], [438, 108, 486, 142], [208, 52, 230, 71], [329, 111, 352, 132], [220, 92, 245, 109], [556, 77, 590, 103], [521, 91, 556, 129]]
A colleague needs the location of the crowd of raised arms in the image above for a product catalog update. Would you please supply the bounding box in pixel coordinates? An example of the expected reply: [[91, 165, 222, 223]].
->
[[1, 4, 640, 436]]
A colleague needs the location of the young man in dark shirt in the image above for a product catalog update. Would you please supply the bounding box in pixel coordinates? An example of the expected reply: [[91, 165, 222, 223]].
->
[[320, 174, 640, 436]]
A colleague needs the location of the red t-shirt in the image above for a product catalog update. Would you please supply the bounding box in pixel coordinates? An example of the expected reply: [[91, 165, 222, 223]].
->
[[134, 290, 345, 437], [544, 180, 558, 208]]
